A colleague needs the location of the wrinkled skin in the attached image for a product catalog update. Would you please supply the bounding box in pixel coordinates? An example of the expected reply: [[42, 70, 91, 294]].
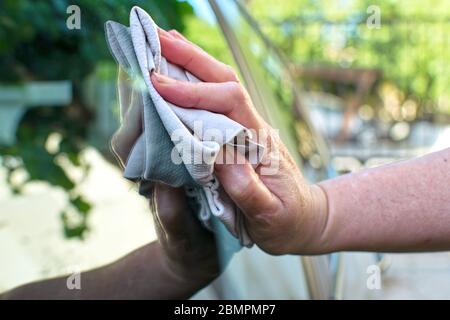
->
[[151, 29, 328, 255]]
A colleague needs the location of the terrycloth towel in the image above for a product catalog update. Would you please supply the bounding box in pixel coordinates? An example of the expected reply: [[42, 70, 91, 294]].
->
[[105, 6, 263, 247]]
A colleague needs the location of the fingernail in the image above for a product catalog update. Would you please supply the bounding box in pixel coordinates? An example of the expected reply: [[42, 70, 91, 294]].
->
[[151, 72, 174, 84], [157, 27, 169, 35], [168, 29, 180, 37], [158, 28, 175, 40]]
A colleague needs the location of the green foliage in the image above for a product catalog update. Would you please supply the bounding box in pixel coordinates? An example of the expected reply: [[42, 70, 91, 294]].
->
[[0, 0, 193, 239], [183, 15, 237, 69], [0, 107, 90, 238], [0, 0, 193, 82], [247, 0, 450, 115], [62, 196, 92, 238]]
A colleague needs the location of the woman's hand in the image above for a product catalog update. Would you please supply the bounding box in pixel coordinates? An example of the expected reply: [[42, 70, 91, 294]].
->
[[151, 29, 330, 255]]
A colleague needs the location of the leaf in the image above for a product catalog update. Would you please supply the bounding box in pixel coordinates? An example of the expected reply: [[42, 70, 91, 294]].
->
[[70, 195, 92, 216], [61, 209, 89, 239]]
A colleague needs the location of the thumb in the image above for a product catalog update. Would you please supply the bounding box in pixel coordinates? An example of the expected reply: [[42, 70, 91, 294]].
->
[[154, 184, 188, 241], [214, 149, 280, 219]]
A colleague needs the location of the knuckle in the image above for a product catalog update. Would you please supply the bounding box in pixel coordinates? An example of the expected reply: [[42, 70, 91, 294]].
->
[[158, 208, 180, 228], [228, 81, 246, 106], [154, 184, 186, 213], [223, 64, 239, 82], [252, 211, 275, 230], [155, 199, 184, 228], [226, 167, 255, 202], [236, 180, 256, 204], [184, 82, 202, 107]]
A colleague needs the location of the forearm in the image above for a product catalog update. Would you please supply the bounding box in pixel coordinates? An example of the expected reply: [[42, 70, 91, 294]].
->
[[316, 148, 450, 253], [1, 242, 202, 300]]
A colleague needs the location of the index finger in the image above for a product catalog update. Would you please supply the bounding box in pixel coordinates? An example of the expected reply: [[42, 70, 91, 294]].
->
[[158, 29, 239, 83]]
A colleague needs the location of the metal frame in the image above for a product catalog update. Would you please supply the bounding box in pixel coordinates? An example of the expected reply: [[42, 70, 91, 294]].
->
[[208, 0, 335, 299]]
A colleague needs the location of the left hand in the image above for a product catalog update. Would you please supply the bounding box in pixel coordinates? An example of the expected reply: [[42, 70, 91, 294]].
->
[[112, 67, 224, 290], [151, 183, 221, 289]]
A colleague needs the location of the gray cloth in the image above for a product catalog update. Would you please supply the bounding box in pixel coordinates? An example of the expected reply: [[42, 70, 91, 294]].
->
[[105, 6, 263, 247]]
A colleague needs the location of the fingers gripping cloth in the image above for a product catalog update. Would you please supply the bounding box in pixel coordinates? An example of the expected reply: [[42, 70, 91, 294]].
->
[[105, 7, 264, 247]]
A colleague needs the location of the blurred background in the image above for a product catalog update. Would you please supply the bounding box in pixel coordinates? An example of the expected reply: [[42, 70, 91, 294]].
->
[[0, 0, 449, 299]]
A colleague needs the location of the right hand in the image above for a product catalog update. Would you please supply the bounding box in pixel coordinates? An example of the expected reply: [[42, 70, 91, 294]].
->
[[151, 29, 330, 255]]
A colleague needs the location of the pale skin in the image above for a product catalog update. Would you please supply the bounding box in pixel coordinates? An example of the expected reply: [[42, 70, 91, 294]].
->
[[151, 28, 450, 255]]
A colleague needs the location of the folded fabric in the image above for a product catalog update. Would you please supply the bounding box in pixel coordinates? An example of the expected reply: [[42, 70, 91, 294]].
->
[[104, 6, 263, 247]]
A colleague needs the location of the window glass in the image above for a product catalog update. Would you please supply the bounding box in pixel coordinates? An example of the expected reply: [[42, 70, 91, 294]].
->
[[206, 0, 331, 182]]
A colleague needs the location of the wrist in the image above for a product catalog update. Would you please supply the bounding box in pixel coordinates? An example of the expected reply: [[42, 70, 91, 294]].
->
[[157, 246, 211, 298], [310, 183, 333, 253], [292, 184, 331, 254]]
